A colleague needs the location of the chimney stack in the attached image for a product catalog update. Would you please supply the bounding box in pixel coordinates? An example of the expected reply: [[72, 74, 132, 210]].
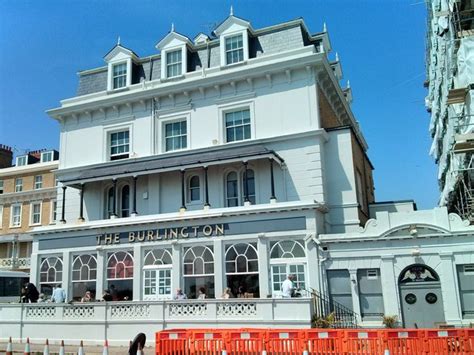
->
[[0, 144, 13, 168]]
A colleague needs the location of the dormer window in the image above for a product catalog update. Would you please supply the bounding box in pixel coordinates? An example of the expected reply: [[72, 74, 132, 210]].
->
[[16, 156, 27, 166], [113, 63, 127, 89], [104, 44, 138, 91], [214, 15, 252, 67], [225, 34, 244, 65], [41, 151, 53, 163], [166, 50, 182, 78]]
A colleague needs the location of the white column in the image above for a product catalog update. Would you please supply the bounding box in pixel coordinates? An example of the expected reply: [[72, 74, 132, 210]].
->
[[349, 269, 362, 323], [380, 254, 401, 318], [62, 251, 71, 301], [439, 252, 462, 324], [171, 242, 181, 293], [213, 239, 224, 297], [258, 235, 270, 298], [30, 253, 39, 286], [133, 244, 143, 301], [305, 238, 321, 292], [96, 249, 106, 300]]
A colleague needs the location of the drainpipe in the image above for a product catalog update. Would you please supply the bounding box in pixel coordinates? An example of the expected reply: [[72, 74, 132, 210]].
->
[[312, 236, 327, 295]]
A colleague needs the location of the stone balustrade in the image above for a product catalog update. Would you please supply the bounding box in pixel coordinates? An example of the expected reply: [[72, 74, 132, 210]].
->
[[0, 298, 313, 346], [0, 257, 30, 270]]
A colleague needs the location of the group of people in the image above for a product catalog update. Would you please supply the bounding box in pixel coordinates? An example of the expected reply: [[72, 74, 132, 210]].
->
[[20, 283, 67, 303], [173, 275, 298, 300], [18, 275, 298, 303]]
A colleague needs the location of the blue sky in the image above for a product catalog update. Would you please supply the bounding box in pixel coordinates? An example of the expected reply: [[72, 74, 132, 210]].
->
[[0, 0, 439, 209]]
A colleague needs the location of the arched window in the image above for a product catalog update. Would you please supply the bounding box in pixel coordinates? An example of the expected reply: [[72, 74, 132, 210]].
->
[[183, 246, 215, 298], [107, 251, 134, 301], [72, 254, 97, 301], [242, 169, 256, 204], [121, 185, 130, 217], [270, 240, 306, 259], [225, 243, 259, 298], [269, 240, 306, 296], [143, 249, 172, 300], [39, 256, 63, 296], [104, 184, 131, 218], [226, 172, 239, 207], [72, 254, 97, 281], [188, 175, 200, 202], [144, 249, 172, 266], [107, 251, 134, 279]]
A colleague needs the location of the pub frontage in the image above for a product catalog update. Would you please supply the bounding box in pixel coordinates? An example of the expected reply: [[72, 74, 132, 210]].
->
[[30, 202, 323, 302]]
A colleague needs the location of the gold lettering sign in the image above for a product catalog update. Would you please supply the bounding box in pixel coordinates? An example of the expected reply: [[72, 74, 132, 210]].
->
[[96, 224, 225, 246]]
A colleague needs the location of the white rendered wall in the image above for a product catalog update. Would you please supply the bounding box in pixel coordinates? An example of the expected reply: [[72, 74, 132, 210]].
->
[[58, 67, 319, 170]]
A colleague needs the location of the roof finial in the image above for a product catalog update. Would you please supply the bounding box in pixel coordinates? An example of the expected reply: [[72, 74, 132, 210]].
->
[[323, 22, 327, 32], [171, 22, 175, 32], [230, 5, 234, 16], [335, 52, 339, 61], [117, 36, 121, 46]]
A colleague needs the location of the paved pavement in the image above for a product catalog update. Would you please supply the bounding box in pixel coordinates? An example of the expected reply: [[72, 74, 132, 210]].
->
[[0, 340, 151, 354]]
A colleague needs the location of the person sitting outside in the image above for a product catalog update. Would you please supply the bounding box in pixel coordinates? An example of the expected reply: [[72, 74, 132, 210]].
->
[[221, 287, 232, 299], [24, 283, 39, 303], [81, 291, 94, 303], [281, 274, 295, 298], [174, 288, 187, 300], [102, 289, 113, 302], [51, 284, 66, 303], [197, 287, 206, 299]]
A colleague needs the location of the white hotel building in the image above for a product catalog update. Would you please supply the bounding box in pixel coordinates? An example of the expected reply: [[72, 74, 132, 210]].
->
[[1, 13, 473, 344]]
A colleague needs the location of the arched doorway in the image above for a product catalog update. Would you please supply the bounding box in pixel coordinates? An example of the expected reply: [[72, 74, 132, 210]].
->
[[398, 264, 445, 328]]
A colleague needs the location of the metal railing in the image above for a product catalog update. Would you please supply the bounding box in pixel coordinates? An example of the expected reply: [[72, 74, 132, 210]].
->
[[308, 287, 358, 328]]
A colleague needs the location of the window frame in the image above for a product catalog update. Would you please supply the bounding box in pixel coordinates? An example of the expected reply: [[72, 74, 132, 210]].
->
[[186, 173, 203, 205], [34, 175, 43, 190], [50, 199, 57, 224], [41, 151, 53, 163], [143, 249, 173, 300], [104, 124, 133, 162], [30, 201, 42, 226], [225, 34, 244, 65], [224, 166, 258, 207], [164, 119, 188, 152], [16, 156, 27, 166], [224, 108, 252, 143], [110, 60, 129, 90], [15, 178, 23, 192], [10, 203, 22, 228], [166, 49, 183, 78], [219, 30, 249, 67], [0, 205, 3, 228], [158, 113, 191, 154], [218, 101, 255, 145], [161, 45, 187, 80], [39, 256, 63, 294]]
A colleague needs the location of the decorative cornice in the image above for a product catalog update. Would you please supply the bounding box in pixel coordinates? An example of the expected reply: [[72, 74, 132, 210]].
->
[[0, 188, 57, 205]]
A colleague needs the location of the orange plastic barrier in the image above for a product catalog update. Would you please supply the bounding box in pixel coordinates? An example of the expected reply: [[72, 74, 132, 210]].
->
[[156, 328, 474, 355], [302, 329, 342, 355]]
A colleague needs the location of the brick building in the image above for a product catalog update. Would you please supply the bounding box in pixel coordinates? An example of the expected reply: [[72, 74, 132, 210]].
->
[[0, 145, 59, 271]]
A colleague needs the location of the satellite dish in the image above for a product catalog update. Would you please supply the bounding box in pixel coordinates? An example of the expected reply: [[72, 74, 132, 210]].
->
[[128, 333, 146, 355]]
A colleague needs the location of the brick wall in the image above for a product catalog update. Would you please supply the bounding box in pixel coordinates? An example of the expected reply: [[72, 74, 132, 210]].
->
[[318, 88, 342, 129]]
